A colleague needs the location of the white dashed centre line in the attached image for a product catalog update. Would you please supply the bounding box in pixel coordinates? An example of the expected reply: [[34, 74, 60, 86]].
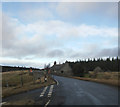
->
[[40, 86, 48, 97], [54, 79, 59, 85], [48, 85, 54, 97], [44, 100, 51, 107]]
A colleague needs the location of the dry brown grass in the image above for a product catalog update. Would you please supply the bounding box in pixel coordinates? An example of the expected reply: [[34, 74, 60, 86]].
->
[[2, 70, 32, 87], [89, 71, 119, 80], [69, 72, 120, 87], [2, 70, 56, 98], [70, 76, 119, 87], [4, 98, 35, 105], [2, 80, 56, 98]]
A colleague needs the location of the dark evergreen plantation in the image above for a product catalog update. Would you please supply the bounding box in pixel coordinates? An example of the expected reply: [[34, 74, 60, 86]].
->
[[68, 57, 119, 77], [1, 65, 40, 72]]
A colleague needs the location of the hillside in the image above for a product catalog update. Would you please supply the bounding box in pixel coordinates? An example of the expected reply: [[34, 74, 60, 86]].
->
[[1, 65, 40, 72]]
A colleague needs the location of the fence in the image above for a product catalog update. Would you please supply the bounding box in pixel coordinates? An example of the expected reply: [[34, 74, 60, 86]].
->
[[2, 70, 48, 88]]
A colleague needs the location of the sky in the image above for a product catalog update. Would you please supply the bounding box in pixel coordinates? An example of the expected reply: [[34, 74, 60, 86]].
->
[[1, 2, 118, 68]]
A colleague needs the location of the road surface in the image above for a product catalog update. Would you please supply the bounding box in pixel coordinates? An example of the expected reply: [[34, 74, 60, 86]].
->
[[2, 75, 118, 106]]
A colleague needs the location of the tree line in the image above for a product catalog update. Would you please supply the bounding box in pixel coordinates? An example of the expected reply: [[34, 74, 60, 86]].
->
[[67, 57, 119, 77], [1, 65, 40, 72]]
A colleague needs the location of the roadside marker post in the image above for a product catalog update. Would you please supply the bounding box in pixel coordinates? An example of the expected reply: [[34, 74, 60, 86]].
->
[[45, 75, 47, 82], [20, 70, 23, 87]]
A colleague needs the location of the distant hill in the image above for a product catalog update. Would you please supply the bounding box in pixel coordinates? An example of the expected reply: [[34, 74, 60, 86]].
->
[[1, 65, 40, 72]]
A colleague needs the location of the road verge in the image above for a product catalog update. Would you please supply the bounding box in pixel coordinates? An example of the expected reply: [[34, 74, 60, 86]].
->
[[2, 71, 56, 98], [69, 76, 119, 87], [54, 74, 119, 87]]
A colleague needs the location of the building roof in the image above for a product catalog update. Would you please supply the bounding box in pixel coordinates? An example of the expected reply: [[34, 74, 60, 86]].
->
[[51, 62, 71, 71], [51, 64, 63, 70]]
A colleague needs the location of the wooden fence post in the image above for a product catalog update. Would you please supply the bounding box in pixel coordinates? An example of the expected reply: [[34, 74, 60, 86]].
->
[[5, 79, 9, 88], [20, 74, 23, 86], [20, 71, 23, 87]]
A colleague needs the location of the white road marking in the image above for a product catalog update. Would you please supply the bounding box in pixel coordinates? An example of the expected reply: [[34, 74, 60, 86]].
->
[[40, 86, 48, 97], [0, 102, 6, 105], [54, 79, 59, 85], [48, 85, 54, 97], [44, 100, 50, 107], [85, 92, 102, 105]]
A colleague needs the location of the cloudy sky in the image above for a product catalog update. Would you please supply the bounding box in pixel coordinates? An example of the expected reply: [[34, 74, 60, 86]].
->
[[1, 2, 118, 68]]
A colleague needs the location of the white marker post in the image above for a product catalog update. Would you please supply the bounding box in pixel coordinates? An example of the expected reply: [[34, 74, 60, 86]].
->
[[45, 75, 47, 82]]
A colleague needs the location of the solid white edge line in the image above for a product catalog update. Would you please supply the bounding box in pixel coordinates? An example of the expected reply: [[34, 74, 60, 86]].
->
[[54, 79, 59, 85], [44, 100, 51, 107]]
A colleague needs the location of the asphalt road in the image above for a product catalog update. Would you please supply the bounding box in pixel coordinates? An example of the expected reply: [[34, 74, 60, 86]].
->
[[2, 75, 118, 106]]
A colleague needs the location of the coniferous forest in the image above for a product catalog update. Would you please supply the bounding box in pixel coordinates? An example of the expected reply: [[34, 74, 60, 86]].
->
[[68, 57, 120, 77]]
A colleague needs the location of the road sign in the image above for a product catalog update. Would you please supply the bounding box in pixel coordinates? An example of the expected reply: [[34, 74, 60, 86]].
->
[[30, 68, 32, 73]]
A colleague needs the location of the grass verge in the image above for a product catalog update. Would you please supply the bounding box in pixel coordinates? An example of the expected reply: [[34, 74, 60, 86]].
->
[[54, 72, 119, 87], [2, 70, 56, 98], [69, 76, 119, 87]]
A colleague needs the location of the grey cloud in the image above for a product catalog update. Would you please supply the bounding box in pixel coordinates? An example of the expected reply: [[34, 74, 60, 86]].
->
[[70, 52, 93, 59], [2, 37, 49, 59], [2, 14, 18, 49], [2, 33, 63, 59], [20, 8, 54, 23], [96, 47, 118, 57], [47, 49, 64, 58], [2, 14, 54, 59], [70, 52, 82, 59], [56, 2, 117, 21], [69, 47, 119, 59], [2, 14, 66, 59]]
